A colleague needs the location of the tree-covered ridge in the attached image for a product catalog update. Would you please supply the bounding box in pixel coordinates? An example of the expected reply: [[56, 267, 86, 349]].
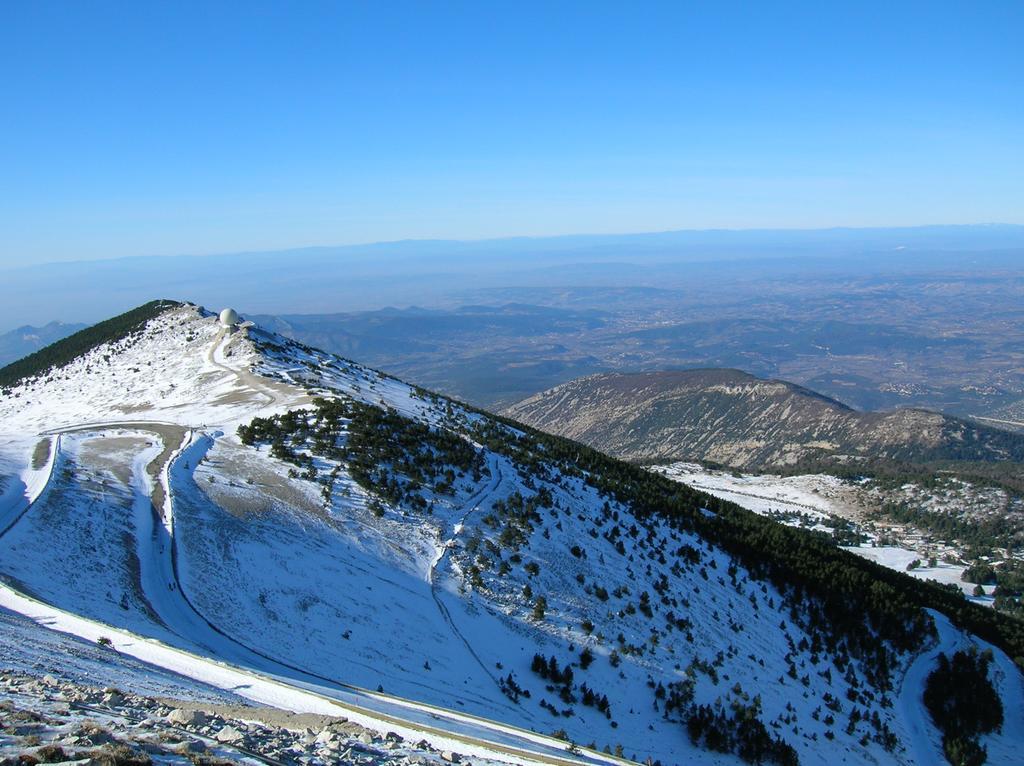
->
[[465, 416, 931, 669], [465, 407, 1024, 664], [238, 396, 487, 515], [0, 299, 181, 389], [243, 387, 1024, 672], [241, 396, 905, 761], [776, 455, 1024, 501], [230, 358, 1024, 763], [226, 323, 1024, 762], [964, 561, 1024, 620]]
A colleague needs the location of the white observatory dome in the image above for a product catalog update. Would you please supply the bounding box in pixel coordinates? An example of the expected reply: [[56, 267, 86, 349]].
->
[[219, 308, 240, 326]]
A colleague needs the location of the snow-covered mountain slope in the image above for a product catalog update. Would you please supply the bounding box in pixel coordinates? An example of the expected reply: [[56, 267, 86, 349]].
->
[[0, 604, 243, 704], [1, 302, 1023, 766]]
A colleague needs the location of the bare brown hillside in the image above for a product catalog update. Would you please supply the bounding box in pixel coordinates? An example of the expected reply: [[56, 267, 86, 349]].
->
[[504, 369, 1024, 469]]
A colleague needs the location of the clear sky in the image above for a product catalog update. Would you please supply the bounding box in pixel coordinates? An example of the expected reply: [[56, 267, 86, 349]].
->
[[1, 1, 1021, 267]]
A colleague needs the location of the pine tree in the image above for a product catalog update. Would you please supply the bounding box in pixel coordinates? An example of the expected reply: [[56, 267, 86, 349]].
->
[[533, 594, 548, 620]]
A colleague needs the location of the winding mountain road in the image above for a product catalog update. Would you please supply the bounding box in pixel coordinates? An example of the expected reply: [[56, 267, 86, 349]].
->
[[0, 434, 59, 538], [0, 331, 624, 766]]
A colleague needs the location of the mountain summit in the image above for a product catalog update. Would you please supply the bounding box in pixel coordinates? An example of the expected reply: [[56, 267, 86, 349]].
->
[[0, 302, 1022, 766], [504, 369, 1024, 470]]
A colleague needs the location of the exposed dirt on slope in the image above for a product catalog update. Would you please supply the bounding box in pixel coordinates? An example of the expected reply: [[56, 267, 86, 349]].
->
[[30, 438, 51, 471], [197, 441, 324, 519]]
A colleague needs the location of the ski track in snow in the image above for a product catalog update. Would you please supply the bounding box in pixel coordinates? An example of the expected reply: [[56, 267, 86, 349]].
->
[[429, 456, 506, 688]]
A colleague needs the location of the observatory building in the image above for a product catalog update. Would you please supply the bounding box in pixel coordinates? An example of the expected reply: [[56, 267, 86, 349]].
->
[[219, 308, 240, 327]]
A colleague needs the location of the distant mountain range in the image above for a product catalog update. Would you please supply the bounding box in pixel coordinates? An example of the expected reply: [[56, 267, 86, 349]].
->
[[0, 321, 87, 368], [3, 223, 1023, 329], [504, 369, 1024, 470]]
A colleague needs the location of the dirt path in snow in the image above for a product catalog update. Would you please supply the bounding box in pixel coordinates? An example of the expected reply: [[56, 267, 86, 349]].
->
[[205, 327, 298, 413]]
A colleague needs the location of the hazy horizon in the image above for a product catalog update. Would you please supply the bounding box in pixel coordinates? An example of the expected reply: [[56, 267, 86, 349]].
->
[[1, 222, 1022, 334], [3, 2, 1021, 268], [2, 220, 1022, 273]]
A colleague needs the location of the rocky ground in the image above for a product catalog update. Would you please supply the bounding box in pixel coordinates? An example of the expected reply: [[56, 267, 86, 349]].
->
[[0, 671, 472, 766]]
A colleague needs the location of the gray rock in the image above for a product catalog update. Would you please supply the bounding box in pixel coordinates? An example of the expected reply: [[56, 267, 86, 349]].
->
[[315, 729, 341, 746], [215, 725, 246, 744], [441, 751, 461, 763], [167, 708, 207, 727]]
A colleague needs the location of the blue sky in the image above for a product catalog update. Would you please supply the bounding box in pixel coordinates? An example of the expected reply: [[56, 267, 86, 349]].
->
[[1, 1, 1021, 266]]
